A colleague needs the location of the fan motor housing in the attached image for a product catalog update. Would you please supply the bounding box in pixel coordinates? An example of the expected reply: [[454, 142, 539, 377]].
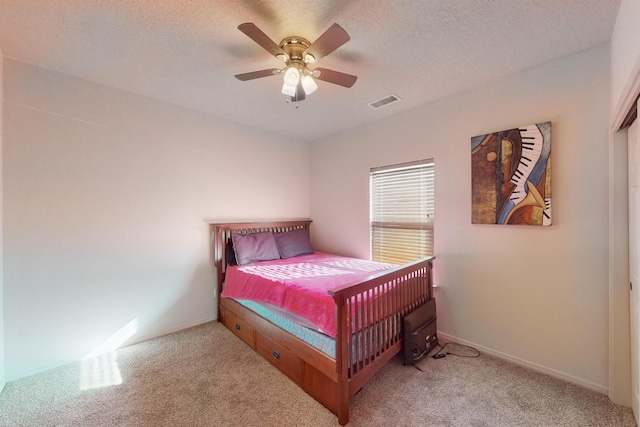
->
[[279, 37, 312, 63]]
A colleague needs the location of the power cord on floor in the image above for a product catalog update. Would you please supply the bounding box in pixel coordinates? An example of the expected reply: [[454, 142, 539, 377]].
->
[[431, 342, 480, 359], [412, 342, 481, 371]]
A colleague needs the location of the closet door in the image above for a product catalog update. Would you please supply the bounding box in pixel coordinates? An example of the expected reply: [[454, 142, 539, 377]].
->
[[630, 115, 639, 421]]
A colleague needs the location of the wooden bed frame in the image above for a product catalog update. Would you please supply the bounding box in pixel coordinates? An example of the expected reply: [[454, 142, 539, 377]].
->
[[210, 220, 434, 425]]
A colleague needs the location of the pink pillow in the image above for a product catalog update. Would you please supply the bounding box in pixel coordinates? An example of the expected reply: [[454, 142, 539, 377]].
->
[[232, 231, 280, 266], [274, 228, 314, 259]]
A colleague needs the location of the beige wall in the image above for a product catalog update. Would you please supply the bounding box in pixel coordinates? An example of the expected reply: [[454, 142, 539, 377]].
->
[[3, 59, 310, 380], [311, 45, 611, 391]]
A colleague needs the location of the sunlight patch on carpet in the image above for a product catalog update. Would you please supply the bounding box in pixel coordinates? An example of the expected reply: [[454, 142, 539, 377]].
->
[[79, 319, 138, 390]]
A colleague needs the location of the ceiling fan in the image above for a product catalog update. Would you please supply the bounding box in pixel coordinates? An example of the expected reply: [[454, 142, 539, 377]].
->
[[234, 23, 357, 102]]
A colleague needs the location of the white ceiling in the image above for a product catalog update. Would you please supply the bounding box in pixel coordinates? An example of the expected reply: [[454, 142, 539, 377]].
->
[[0, 0, 621, 142]]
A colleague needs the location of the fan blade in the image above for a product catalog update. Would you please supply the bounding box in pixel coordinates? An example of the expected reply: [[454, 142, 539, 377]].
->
[[304, 23, 350, 61], [235, 68, 281, 81], [314, 68, 357, 88], [238, 23, 286, 58]]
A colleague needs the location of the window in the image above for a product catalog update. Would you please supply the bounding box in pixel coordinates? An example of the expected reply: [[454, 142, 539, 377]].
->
[[370, 159, 434, 264]]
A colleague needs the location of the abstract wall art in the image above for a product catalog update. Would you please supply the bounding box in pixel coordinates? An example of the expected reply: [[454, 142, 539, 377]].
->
[[471, 122, 551, 226]]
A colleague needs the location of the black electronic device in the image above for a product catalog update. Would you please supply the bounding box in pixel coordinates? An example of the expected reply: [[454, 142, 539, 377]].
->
[[403, 298, 437, 365]]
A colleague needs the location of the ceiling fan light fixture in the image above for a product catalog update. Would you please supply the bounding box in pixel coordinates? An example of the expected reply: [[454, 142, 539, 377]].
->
[[281, 82, 297, 97], [283, 66, 300, 87], [301, 75, 318, 95], [235, 22, 357, 103]]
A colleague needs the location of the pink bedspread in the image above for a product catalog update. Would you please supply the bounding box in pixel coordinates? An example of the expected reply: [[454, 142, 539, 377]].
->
[[221, 252, 395, 337]]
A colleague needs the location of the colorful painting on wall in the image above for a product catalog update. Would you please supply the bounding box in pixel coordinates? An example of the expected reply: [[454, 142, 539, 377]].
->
[[471, 122, 551, 225]]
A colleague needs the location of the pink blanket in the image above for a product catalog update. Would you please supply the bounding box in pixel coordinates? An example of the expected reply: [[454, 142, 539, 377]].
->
[[221, 252, 395, 337]]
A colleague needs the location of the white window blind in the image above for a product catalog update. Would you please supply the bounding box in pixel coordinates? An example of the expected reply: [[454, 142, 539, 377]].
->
[[370, 159, 434, 264]]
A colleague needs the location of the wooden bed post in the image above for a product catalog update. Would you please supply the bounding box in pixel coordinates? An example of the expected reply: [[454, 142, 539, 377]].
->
[[334, 293, 350, 426], [210, 224, 225, 322]]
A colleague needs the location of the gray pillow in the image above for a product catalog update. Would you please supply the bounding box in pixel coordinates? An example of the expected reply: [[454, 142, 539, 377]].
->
[[274, 228, 314, 259], [232, 231, 280, 266]]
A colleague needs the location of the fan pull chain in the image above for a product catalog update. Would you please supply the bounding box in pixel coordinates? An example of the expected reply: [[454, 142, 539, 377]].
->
[[285, 98, 300, 109]]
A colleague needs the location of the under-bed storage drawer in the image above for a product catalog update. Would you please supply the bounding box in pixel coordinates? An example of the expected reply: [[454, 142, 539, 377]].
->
[[221, 307, 255, 348], [256, 331, 303, 383]]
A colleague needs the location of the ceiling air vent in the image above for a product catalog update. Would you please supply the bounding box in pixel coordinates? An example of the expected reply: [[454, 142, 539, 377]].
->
[[368, 94, 402, 110]]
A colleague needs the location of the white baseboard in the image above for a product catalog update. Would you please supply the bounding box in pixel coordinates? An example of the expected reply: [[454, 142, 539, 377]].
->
[[7, 357, 79, 383], [125, 315, 218, 347], [0, 375, 6, 395], [437, 332, 608, 395], [6, 316, 218, 383]]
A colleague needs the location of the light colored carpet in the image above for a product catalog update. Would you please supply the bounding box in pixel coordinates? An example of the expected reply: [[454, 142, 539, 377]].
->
[[0, 321, 635, 426]]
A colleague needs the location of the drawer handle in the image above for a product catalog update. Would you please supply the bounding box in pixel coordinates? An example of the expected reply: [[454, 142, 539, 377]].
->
[[235, 323, 241, 330], [272, 351, 280, 360]]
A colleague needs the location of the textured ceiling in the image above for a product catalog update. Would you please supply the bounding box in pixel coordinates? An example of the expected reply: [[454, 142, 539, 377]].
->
[[0, 0, 621, 142]]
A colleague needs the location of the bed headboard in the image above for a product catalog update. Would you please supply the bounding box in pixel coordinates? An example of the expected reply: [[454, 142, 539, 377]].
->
[[209, 220, 312, 295]]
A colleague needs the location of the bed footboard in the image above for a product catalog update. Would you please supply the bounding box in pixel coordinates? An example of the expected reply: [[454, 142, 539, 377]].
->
[[329, 256, 434, 425]]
